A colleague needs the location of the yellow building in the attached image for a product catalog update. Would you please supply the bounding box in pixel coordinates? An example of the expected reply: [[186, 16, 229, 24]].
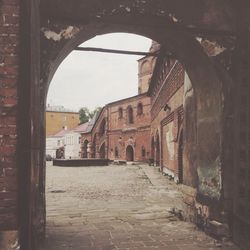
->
[[46, 109, 79, 137]]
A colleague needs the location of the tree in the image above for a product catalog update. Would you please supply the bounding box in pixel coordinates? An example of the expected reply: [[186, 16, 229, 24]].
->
[[79, 107, 91, 124], [89, 106, 102, 119], [79, 106, 102, 124]]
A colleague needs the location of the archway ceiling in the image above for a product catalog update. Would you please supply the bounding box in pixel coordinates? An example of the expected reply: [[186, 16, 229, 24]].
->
[[41, 0, 237, 35]]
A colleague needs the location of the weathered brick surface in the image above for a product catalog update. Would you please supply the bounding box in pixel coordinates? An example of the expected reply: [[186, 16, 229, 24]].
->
[[150, 60, 184, 179], [0, 0, 20, 230]]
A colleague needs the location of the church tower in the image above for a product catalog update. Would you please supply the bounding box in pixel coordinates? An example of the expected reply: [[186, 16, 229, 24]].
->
[[137, 41, 160, 94]]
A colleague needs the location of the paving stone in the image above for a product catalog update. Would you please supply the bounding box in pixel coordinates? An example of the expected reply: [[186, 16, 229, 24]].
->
[[45, 164, 239, 250]]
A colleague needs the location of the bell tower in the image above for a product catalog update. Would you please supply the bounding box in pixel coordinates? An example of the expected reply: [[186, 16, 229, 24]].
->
[[138, 41, 160, 94]]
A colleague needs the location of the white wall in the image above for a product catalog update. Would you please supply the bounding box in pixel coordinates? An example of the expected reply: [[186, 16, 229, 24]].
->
[[46, 137, 64, 158], [64, 132, 81, 159]]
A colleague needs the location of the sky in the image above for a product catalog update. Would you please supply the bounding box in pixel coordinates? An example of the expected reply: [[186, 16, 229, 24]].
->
[[46, 33, 152, 112]]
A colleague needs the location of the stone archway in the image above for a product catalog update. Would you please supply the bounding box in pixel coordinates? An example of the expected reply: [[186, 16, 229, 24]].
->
[[126, 145, 134, 162], [40, 23, 225, 191], [21, 2, 237, 249], [35, 27, 226, 250]]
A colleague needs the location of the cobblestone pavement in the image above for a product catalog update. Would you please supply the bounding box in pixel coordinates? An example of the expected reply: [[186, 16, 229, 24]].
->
[[45, 163, 238, 250]]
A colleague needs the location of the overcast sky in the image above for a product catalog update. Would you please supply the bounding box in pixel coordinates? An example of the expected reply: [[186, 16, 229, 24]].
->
[[46, 33, 152, 112]]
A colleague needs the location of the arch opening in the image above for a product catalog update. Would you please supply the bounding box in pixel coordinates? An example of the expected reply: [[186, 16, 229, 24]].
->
[[37, 16, 233, 250], [155, 131, 160, 166], [126, 145, 134, 162]]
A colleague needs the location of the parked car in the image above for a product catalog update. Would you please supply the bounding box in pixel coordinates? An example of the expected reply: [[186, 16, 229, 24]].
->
[[46, 154, 53, 161]]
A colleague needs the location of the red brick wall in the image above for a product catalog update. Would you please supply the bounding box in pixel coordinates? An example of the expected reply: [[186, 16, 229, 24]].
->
[[108, 95, 151, 130], [84, 95, 151, 162], [150, 61, 184, 179], [107, 95, 151, 162], [0, 0, 20, 230], [108, 129, 151, 161], [151, 62, 184, 121]]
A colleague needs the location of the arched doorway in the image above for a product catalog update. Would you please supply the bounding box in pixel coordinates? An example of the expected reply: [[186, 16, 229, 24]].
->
[[126, 145, 134, 162], [178, 130, 184, 184], [99, 142, 106, 159], [151, 136, 155, 164], [155, 131, 160, 166]]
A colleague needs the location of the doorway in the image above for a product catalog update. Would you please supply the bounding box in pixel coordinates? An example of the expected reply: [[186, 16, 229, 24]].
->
[[126, 145, 134, 161], [178, 130, 184, 184]]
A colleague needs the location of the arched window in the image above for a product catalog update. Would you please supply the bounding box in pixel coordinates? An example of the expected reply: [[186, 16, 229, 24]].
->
[[99, 119, 106, 136], [137, 103, 143, 115], [127, 106, 134, 124], [118, 107, 123, 119]]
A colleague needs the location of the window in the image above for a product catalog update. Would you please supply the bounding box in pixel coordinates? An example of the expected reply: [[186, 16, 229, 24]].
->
[[118, 107, 123, 119], [127, 106, 134, 124], [137, 103, 143, 115], [99, 119, 106, 136]]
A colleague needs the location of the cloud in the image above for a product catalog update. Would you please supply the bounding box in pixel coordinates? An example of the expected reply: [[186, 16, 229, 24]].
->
[[47, 33, 151, 111]]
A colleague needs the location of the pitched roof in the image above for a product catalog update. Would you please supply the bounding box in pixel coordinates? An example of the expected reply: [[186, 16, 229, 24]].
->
[[73, 122, 90, 133], [81, 111, 100, 134], [53, 128, 70, 137]]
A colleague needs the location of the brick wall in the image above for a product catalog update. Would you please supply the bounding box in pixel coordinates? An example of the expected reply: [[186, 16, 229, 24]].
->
[[108, 95, 151, 131], [107, 95, 151, 162], [150, 58, 184, 180], [151, 62, 184, 121], [0, 0, 20, 231]]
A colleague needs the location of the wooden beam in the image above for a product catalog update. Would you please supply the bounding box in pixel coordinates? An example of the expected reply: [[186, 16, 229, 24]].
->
[[74, 47, 160, 56]]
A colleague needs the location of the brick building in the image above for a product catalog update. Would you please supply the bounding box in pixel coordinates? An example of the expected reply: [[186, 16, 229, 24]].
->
[[148, 56, 185, 183], [80, 94, 151, 162], [80, 44, 155, 163], [79, 42, 186, 170]]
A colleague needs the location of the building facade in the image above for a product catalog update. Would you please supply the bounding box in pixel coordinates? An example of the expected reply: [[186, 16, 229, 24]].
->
[[80, 94, 151, 162], [46, 105, 79, 136], [148, 56, 185, 183]]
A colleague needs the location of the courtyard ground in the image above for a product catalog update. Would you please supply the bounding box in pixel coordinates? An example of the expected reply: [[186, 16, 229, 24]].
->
[[45, 163, 238, 250]]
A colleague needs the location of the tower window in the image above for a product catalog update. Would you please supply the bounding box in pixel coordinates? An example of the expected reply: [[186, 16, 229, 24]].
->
[[118, 107, 123, 119], [127, 106, 134, 124], [137, 103, 143, 115]]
